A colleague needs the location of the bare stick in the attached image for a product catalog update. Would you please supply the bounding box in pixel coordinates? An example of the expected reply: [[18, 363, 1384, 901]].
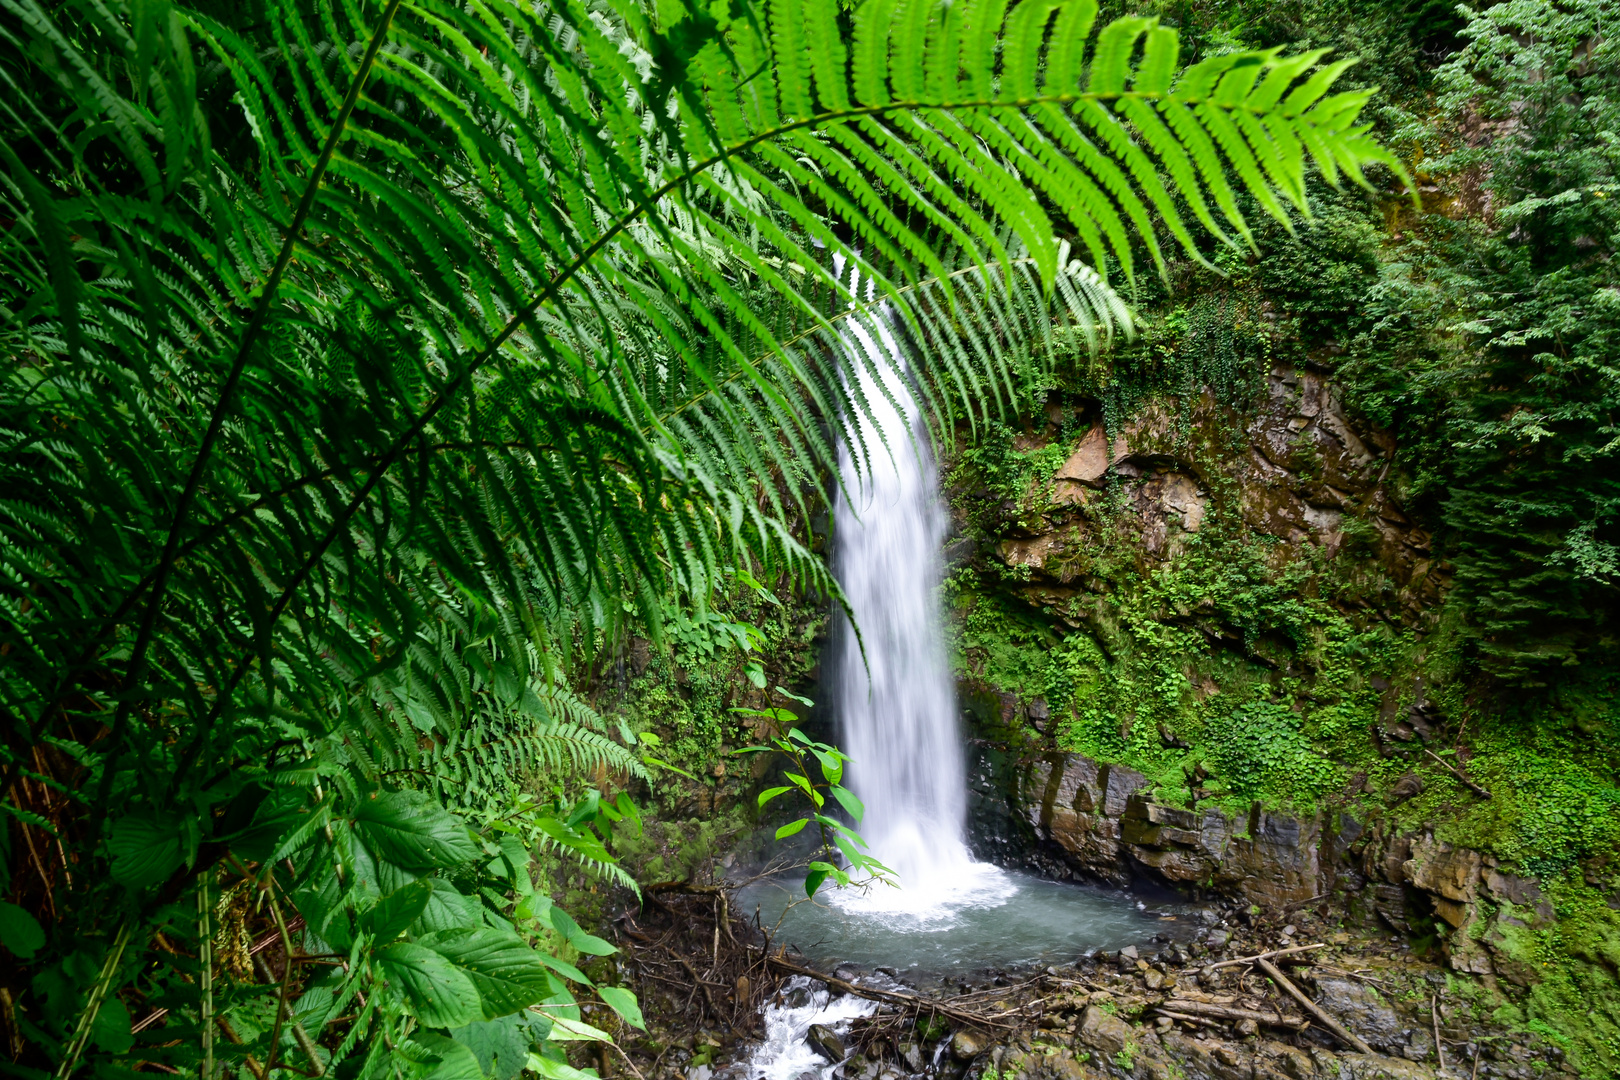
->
[[1152, 1008, 1228, 1030], [1205, 943, 1328, 971], [1148, 1000, 1306, 1031], [1432, 994, 1445, 1073], [1256, 958, 1373, 1055], [1424, 748, 1491, 799]]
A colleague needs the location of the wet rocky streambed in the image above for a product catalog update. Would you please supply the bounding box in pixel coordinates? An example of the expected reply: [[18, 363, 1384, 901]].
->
[[616, 890, 1573, 1080]]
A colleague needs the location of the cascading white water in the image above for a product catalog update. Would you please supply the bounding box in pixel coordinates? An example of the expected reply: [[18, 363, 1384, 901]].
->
[[827, 270, 1013, 922]]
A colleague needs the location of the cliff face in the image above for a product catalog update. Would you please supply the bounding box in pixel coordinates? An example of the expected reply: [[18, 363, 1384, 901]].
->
[[943, 359, 1620, 1071], [980, 362, 1440, 633], [998, 748, 1559, 985]]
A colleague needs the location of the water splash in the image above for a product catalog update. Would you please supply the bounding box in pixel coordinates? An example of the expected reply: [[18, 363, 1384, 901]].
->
[[743, 977, 875, 1080], [827, 266, 1014, 925]]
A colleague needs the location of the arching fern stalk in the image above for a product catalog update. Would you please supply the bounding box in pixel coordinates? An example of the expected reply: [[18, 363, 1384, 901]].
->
[[0, 0, 1405, 1074]]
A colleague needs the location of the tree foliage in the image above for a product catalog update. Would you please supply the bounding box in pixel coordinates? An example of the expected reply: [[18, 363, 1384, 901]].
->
[[0, 0, 1400, 1072]]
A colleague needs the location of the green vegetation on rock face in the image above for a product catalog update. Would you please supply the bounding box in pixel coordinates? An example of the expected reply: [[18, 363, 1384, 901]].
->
[[942, 1, 1620, 1069]]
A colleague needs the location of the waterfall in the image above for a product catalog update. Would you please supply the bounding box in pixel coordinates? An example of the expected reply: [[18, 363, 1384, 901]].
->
[[828, 272, 1012, 923]]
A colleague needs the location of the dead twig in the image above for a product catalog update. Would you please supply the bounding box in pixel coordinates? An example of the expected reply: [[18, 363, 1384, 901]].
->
[[1432, 994, 1445, 1073], [1423, 748, 1491, 800], [1256, 958, 1373, 1055], [1150, 999, 1306, 1031], [1205, 943, 1328, 972], [677, 957, 722, 1017], [1152, 1009, 1224, 1030]]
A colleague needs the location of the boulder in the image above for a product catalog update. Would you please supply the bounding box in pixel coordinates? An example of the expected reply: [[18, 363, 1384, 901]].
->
[[1076, 1006, 1131, 1055], [952, 1029, 988, 1062], [1403, 838, 1481, 903], [1388, 775, 1424, 806], [1313, 979, 1402, 1052], [1016, 750, 1322, 907], [1054, 425, 1128, 485], [806, 1024, 845, 1063]]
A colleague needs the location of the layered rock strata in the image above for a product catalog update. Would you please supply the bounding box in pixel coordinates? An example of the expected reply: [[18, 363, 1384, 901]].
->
[[1003, 750, 1553, 988]]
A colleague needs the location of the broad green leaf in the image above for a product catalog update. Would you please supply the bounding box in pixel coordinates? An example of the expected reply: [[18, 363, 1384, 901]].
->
[[409, 1033, 489, 1080], [549, 906, 617, 957], [757, 785, 792, 807], [526, 1051, 601, 1080], [541, 1014, 615, 1042], [538, 953, 595, 986], [775, 818, 810, 839], [596, 986, 645, 1030], [415, 878, 481, 935], [107, 814, 184, 889], [423, 927, 554, 1018], [365, 880, 434, 943], [90, 997, 133, 1054], [804, 866, 830, 897], [829, 785, 865, 823], [378, 943, 484, 1028], [451, 1016, 531, 1080], [0, 901, 45, 960], [355, 790, 481, 871]]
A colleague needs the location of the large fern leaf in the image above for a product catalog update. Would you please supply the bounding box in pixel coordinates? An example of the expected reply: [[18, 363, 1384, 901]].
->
[[0, 0, 1407, 1054]]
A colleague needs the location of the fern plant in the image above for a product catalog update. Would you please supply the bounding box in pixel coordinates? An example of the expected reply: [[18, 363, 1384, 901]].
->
[[0, 0, 1405, 1074]]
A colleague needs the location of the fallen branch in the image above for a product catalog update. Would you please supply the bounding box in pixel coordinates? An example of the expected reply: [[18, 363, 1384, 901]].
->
[[1205, 943, 1327, 971], [1152, 1009, 1223, 1030], [1256, 958, 1373, 1055], [1424, 749, 1491, 800], [1151, 999, 1307, 1031], [763, 953, 1016, 1029]]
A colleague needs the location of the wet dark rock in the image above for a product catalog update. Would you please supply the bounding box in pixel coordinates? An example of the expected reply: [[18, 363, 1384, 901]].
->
[[806, 1024, 846, 1063], [899, 1040, 923, 1071], [1388, 774, 1424, 806]]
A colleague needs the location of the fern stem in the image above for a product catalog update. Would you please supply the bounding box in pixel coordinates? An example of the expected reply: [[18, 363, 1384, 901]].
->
[[54, 920, 133, 1080], [96, 0, 407, 817]]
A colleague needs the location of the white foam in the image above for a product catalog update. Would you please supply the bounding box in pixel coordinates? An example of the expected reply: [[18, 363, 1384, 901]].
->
[[744, 977, 876, 1080]]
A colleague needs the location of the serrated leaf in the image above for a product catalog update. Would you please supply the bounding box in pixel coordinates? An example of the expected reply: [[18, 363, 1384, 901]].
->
[[108, 813, 183, 889], [379, 943, 484, 1028], [364, 880, 434, 943], [422, 927, 554, 1018], [355, 789, 480, 871]]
